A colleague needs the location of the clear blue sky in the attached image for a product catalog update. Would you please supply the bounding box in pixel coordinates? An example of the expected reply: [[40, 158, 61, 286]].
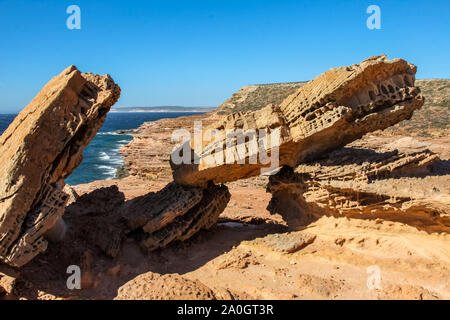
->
[[0, 0, 449, 112]]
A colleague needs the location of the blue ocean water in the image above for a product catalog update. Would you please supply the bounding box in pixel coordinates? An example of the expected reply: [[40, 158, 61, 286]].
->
[[0, 112, 204, 185]]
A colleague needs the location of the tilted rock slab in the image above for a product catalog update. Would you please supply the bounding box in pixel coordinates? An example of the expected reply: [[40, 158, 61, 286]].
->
[[0, 66, 120, 267], [63, 182, 230, 258], [171, 55, 424, 186], [122, 182, 231, 252], [266, 141, 450, 233]]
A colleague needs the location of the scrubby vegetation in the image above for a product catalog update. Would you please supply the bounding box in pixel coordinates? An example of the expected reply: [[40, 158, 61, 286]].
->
[[217, 79, 449, 137]]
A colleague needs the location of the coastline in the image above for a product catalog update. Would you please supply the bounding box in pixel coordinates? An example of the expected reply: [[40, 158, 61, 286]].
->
[[110, 110, 214, 113], [65, 111, 209, 186]]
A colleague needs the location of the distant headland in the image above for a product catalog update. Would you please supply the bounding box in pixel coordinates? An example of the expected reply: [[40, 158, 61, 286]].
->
[[111, 106, 215, 113]]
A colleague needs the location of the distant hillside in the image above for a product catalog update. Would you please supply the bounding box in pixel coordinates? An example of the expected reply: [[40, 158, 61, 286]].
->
[[215, 79, 449, 137], [216, 82, 308, 114], [112, 106, 215, 113], [387, 79, 450, 137]]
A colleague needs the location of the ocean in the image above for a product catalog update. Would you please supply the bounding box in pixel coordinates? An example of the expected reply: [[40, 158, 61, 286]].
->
[[0, 112, 204, 185]]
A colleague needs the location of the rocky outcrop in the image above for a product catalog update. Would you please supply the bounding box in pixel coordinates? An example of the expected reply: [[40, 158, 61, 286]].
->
[[266, 137, 450, 233], [122, 182, 230, 252], [0, 66, 121, 267], [63, 182, 230, 258], [171, 104, 294, 186], [171, 55, 425, 187]]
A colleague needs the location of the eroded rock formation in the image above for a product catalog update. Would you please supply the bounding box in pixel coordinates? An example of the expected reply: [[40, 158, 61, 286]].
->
[[63, 182, 230, 257], [171, 104, 294, 187], [0, 66, 121, 267], [0, 66, 231, 268], [171, 55, 425, 187], [122, 182, 230, 252], [267, 137, 450, 233]]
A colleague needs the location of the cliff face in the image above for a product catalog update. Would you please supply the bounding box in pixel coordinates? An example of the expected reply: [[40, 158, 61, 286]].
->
[[119, 113, 219, 182]]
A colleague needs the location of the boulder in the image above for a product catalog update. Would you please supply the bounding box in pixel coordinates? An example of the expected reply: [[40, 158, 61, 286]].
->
[[171, 55, 424, 186], [115, 271, 216, 300], [0, 66, 120, 267]]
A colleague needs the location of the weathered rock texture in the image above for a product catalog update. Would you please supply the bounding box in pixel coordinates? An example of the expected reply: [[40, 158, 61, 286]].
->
[[0, 66, 121, 267], [171, 104, 294, 186], [115, 272, 216, 300], [122, 182, 231, 252], [171, 55, 425, 186], [216, 78, 448, 138], [63, 182, 230, 258], [267, 138, 450, 233]]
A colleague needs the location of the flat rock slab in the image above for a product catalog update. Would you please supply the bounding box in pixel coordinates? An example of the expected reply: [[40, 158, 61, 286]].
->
[[253, 232, 317, 253]]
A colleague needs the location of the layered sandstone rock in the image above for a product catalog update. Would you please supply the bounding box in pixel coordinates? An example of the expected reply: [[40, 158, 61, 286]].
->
[[280, 55, 424, 162], [171, 104, 294, 187], [0, 66, 121, 267], [122, 182, 231, 252], [171, 55, 425, 187], [266, 137, 450, 233], [63, 182, 230, 258]]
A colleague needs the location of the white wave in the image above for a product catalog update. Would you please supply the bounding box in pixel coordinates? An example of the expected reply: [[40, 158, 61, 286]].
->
[[97, 131, 133, 136], [109, 158, 124, 165], [98, 152, 110, 161], [96, 165, 116, 172], [96, 164, 115, 169], [97, 132, 120, 135]]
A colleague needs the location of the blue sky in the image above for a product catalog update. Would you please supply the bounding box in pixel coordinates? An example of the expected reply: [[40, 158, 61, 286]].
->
[[0, 0, 449, 112]]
